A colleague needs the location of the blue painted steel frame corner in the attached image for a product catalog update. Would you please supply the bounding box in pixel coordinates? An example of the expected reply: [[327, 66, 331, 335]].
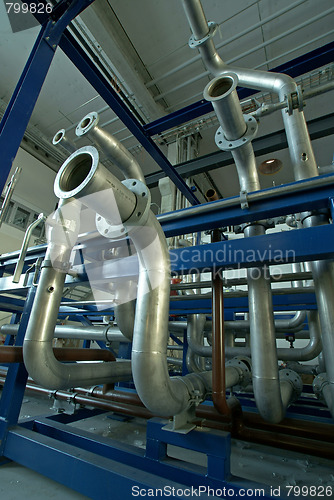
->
[[0, 0, 95, 196]]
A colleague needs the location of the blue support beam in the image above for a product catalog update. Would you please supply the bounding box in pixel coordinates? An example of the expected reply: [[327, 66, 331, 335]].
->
[[0, 286, 36, 457], [0, 0, 95, 195], [170, 224, 334, 274], [158, 174, 334, 237]]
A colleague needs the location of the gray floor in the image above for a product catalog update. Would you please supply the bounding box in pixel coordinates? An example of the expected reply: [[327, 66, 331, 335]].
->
[[0, 391, 333, 499]]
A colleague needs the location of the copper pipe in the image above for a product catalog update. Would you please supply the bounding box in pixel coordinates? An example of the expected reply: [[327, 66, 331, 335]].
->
[[205, 189, 219, 201], [0, 372, 333, 459], [211, 229, 241, 419], [0, 346, 116, 364]]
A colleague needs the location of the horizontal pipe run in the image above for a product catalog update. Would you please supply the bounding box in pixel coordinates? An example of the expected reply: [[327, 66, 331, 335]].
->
[[1, 324, 130, 343]]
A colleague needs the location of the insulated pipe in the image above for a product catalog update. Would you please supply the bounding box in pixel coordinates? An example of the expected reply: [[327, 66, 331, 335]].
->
[[186, 316, 320, 362], [0, 346, 116, 364], [181, 0, 318, 180], [131, 211, 212, 416], [203, 69, 297, 422], [75, 112, 145, 184], [52, 146, 211, 417], [54, 146, 137, 223], [76, 115, 144, 342], [0, 324, 130, 343], [22, 148, 140, 390], [52, 129, 76, 154]]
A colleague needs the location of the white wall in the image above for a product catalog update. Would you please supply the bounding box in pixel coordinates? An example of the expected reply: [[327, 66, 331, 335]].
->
[[0, 147, 57, 254]]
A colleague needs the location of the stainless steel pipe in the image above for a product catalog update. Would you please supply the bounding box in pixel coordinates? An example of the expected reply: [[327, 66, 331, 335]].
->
[[76, 112, 145, 183]]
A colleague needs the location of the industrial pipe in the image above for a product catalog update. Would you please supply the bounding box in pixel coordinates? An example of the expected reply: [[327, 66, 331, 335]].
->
[[0, 346, 116, 364], [52, 129, 76, 154], [76, 112, 145, 184], [22, 146, 141, 389], [1, 323, 130, 343]]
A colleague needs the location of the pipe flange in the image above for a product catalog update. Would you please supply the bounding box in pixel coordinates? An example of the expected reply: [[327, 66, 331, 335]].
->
[[313, 373, 328, 402], [96, 179, 151, 240], [75, 111, 99, 136], [226, 356, 252, 390], [189, 21, 218, 48], [279, 368, 303, 402], [215, 115, 258, 151]]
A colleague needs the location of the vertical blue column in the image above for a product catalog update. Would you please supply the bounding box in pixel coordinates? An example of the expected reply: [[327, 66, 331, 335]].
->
[[0, 286, 37, 459]]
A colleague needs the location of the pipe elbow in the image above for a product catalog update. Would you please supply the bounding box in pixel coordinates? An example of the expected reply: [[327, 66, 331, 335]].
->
[[23, 340, 72, 389]]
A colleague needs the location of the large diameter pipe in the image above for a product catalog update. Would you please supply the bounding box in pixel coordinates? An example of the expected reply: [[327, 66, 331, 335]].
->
[[203, 62, 293, 421], [76, 112, 145, 184], [54, 146, 137, 224], [55, 147, 212, 417], [22, 149, 142, 390], [181, 0, 318, 181]]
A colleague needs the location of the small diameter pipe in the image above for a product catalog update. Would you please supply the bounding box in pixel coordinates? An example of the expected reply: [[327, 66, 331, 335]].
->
[[0, 346, 116, 364], [76, 112, 145, 183], [0, 166, 21, 228], [4, 376, 332, 459], [52, 129, 76, 154], [0, 368, 332, 458]]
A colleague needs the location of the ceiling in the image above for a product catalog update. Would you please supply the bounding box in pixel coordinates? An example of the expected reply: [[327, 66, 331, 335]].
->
[[0, 0, 333, 207]]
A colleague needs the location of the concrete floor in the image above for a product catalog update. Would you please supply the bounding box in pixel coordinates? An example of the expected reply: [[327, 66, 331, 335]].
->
[[0, 391, 333, 499]]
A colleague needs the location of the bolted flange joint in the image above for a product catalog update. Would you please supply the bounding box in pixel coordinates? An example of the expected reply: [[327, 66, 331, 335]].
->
[[96, 178, 151, 239], [226, 356, 252, 391], [279, 368, 303, 402]]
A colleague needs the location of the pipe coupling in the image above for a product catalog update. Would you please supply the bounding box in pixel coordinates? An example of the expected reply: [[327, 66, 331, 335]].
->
[[96, 178, 151, 239], [226, 356, 252, 390], [279, 368, 303, 402]]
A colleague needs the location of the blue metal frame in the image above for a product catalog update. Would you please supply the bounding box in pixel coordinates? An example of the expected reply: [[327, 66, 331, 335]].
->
[[0, 1, 333, 496]]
